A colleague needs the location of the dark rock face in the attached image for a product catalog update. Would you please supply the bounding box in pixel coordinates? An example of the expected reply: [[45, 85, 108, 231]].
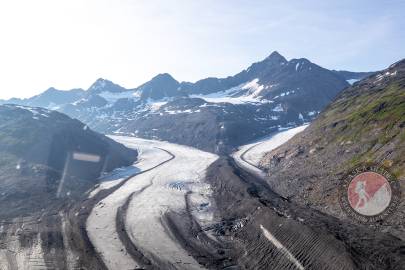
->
[[0, 104, 137, 218], [115, 98, 294, 153], [138, 73, 186, 100], [87, 78, 129, 94], [0, 52, 374, 153], [259, 59, 405, 237]]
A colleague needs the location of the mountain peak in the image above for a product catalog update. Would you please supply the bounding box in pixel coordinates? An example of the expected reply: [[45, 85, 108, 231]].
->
[[89, 78, 108, 90], [140, 73, 179, 90], [137, 73, 182, 100], [88, 78, 126, 93], [264, 51, 287, 63], [95, 77, 106, 82], [268, 50, 282, 57], [43, 87, 59, 94], [151, 73, 178, 83]]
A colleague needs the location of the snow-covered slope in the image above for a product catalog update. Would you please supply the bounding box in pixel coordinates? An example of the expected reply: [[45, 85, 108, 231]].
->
[[189, 78, 271, 105], [87, 136, 218, 269], [233, 125, 308, 177]]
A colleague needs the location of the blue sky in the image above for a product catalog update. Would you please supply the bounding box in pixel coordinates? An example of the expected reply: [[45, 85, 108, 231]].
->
[[0, 0, 404, 99]]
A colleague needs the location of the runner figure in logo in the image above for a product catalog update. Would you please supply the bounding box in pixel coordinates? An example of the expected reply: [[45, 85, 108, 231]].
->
[[340, 164, 401, 223], [348, 172, 391, 216]]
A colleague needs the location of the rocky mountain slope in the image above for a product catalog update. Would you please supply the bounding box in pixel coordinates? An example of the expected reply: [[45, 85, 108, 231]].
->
[[0, 52, 373, 153], [332, 70, 375, 84], [4, 87, 86, 109], [0, 104, 137, 219], [259, 59, 405, 238]]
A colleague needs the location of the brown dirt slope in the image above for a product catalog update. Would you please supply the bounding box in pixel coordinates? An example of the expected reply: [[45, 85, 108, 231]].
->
[[259, 59, 405, 239]]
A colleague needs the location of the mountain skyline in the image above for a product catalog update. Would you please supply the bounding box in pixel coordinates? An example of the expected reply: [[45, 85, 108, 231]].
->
[[1, 51, 376, 154], [1, 0, 404, 100], [1, 51, 374, 100]]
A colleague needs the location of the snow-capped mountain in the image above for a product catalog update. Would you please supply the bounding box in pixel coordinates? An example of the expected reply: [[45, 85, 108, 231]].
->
[[87, 78, 128, 94], [0, 87, 85, 109], [1, 51, 374, 153], [138, 73, 186, 100]]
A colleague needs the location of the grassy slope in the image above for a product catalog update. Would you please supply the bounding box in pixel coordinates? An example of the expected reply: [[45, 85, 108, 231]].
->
[[313, 78, 405, 177]]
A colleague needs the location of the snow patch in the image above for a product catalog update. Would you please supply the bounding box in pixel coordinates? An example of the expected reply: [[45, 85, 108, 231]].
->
[[14, 105, 50, 118], [99, 90, 139, 104], [190, 78, 270, 105], [307, 111, 317, 116], [242, 78, 264, 96], [347, 79, 359, 85], [148, 100, 168, 111], [272, 104, 284, 112], [164, 109, 194, 114], [298, 113, 304, 121], [375, 71, 397, 83], [232, 125, 309, 176]]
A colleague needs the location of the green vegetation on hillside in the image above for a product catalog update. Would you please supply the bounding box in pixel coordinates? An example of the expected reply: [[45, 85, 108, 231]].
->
[[314, 76, 405, 177]]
